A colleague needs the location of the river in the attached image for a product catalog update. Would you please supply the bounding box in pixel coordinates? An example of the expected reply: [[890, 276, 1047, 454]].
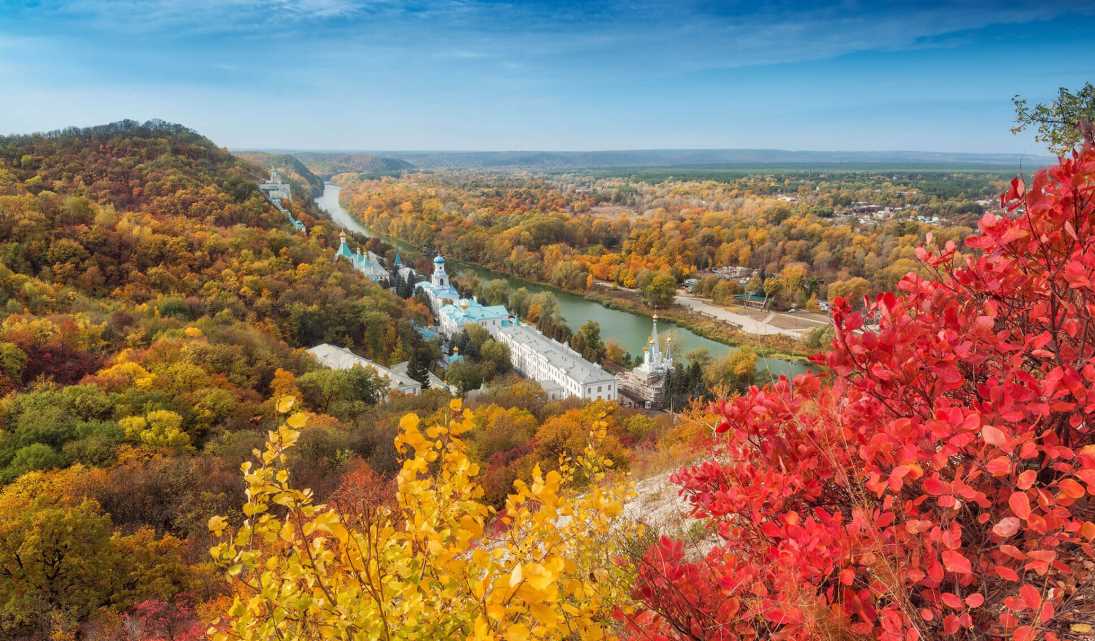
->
[[315, 183, 806, 380]]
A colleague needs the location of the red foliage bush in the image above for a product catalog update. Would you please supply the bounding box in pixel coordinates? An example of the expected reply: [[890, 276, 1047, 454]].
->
[[122, 598, 203, 641], [626, 148, 1095, 641]]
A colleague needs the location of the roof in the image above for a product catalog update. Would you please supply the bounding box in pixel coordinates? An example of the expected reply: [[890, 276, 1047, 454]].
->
[[433, 255, 446, 264], [497, 323, 616, 385], [414, 324, 440, 341], [390, 361, 447, 391], [440, 301, 509, 325], [307, 344, 420, 392]]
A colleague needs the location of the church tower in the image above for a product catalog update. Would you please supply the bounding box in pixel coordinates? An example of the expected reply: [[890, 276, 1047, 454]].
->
[[432, 254, 449, 289]]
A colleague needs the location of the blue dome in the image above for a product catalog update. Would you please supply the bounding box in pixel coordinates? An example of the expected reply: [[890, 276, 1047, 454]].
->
[[433, 255, 445, 264]]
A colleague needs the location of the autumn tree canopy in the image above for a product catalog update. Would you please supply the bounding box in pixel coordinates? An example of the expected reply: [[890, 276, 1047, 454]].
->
[[627, 147, 1095, 641]]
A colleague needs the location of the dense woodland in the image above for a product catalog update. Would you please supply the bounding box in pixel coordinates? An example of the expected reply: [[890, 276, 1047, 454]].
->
[[0, 121, 686, 640], [2, 97, 1094, 641], [336, 168, 995, 310]]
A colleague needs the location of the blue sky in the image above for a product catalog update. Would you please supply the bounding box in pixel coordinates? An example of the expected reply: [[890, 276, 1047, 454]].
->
[[1, 1, 1093, 152]]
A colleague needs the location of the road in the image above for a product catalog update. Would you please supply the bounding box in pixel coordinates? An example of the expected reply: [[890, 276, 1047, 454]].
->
[[674, 292, 828, 339]]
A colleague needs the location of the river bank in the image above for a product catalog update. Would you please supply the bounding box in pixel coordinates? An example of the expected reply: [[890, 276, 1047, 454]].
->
[[579, 284, 813, 361], [316, 183, 812, 377]]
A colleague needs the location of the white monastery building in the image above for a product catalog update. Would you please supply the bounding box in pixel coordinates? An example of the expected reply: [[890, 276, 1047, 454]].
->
[[415, 254, 462, 316], [416, 253, 617, 402], [307, 343, 421, 396], [493, 321, 618, 402]]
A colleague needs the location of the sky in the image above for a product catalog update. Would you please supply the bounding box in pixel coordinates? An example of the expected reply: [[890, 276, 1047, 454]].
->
[[1, 0, 1093, 152]]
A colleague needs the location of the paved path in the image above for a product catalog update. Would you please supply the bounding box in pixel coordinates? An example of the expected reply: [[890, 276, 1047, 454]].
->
[[674, 293, 817, 339]]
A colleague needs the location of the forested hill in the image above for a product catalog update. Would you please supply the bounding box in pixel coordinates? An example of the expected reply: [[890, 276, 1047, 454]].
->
[[268, 151, 415, 178], [348, 148, 1055, 170], [0, 120, 268, 214], [0, 119, 440, 638]]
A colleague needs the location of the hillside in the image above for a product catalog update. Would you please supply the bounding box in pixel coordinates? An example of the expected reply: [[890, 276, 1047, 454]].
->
[[0, 120, 683, 641], [234, 150, 325, 199], [279, 151, 414, 178], [0, 120, 264, 212], [0, 120, 439, 638]]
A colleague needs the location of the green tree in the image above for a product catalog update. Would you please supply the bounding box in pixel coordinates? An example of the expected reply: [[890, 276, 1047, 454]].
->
[[478, 278, 510, 306], [298, 367, 384, 414], [827, 276, 872, 307], [569, 320, 606, 364], [0, 472, 201, 637], [641, 270, 677, 308], [0, 342, 27, 384], [407, 346, 431, 389], [478, 339, 511, 379], [1013, 82, 1095, 155], [705, 347, 757, 391], [445, 360, 483, 394]]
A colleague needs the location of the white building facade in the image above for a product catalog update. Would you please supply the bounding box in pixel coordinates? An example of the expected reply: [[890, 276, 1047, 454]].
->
[[492, 322, 618, 402], [415, 255, 461, 315]]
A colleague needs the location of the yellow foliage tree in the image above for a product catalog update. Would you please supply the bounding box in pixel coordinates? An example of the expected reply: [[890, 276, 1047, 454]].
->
[[207, 397, 637, 641]]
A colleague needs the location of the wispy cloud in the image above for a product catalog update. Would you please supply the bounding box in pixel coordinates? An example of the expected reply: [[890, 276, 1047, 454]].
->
[[2, 0, 1093, 150]]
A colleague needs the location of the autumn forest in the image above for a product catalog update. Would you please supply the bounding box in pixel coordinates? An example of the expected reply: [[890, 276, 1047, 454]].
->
[[2, 65, 1095, 641]]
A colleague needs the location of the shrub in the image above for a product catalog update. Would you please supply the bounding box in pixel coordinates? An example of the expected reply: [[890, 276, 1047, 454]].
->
[[627, 148, 1095, 641]]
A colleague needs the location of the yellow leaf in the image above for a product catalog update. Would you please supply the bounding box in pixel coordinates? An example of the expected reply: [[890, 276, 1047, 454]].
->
[[525, 563, 554, 591], [400, 413, 421, 431], [1072, 624, 1093, 634], [504, 623, 529, 641], [208, 515, 228, 536], [286, 412, 308, 429], [449, 398, 463, 412], [473, 616, 492, 641], [275, 395, 295, 414], [509, 563, 523, 588]]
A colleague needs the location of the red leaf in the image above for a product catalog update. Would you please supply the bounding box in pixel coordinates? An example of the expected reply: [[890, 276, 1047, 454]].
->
[[1009, 492, 1032, 520], [992, 517, 1021, 538], [981, 424, 1008, 448], [1015, 626, 1035, 641], [965, 593, 985, 608], [1019, 584, 1042, 610], [986, 456, 1012, 476], [1017, 470, 1037, 490], [1059, 478, 1085, 499], [941, 550, 973, 575], [922, 477, 948, 496], [941, 592, 964, 609]]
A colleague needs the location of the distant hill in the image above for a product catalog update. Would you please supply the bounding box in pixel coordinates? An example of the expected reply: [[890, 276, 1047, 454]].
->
[[235, 150, 325, 198], [271, 152, 415, 178], [0, 119, 267, 212], [329, 148, 1053, 171]]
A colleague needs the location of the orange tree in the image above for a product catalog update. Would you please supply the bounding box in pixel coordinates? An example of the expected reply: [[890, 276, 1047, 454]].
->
[[625, 148, 1095, 641]]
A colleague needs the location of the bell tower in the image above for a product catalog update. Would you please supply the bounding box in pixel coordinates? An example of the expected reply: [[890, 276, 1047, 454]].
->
[[432, 254, 449, 289]]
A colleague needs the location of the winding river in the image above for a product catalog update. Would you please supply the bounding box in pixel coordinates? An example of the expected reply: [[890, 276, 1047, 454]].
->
[[316, 184, 806, 380]]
